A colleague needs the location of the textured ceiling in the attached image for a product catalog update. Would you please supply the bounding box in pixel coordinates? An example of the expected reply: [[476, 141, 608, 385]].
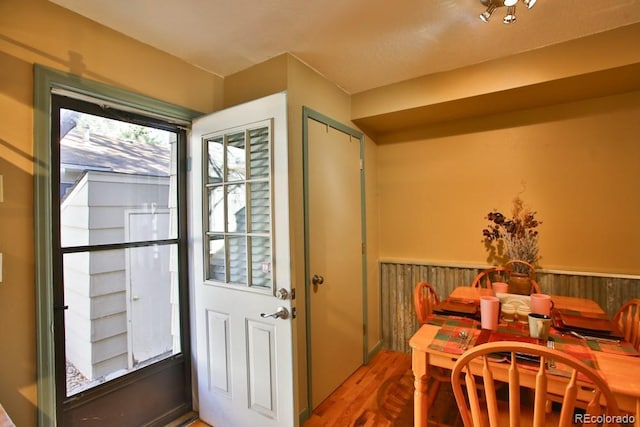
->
[[49, 0, 640, 94]]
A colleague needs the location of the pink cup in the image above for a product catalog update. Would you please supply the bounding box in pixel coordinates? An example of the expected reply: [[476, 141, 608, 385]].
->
[[492, 282, 509, 294], [480, 296, 500, 331], [530, 294, 554, 316]]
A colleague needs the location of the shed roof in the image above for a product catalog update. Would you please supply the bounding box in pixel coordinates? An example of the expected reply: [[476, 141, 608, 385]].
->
[[61, 127, 171, 177]]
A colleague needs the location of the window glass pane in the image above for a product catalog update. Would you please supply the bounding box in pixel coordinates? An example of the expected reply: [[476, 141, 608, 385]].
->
[[202, 122, 273, 290], [64, 245, 180, 396], [227, 183, 246, 233], [250, 237, 271, 289], [249, 181, 270, 233], [208, 186, 225, 233], [228, 236, 247, 284], [226, 132, 246, 181], [207, 136, 224, 184], [208, 235, 226, 281], [59, 109, 177, 247], [249, 127, 269, 179]]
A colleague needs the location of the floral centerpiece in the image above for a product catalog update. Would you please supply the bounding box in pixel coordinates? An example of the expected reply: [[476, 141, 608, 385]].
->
[[482, 196, 542, 274]]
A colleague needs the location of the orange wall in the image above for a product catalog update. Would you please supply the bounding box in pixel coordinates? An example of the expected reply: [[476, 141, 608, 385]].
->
[[2, 0, 639, 425], [376, 90, 640, 275], [0, 0, 222, 424]]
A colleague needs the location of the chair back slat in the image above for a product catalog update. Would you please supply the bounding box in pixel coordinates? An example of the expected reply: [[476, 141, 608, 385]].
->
[[482, 356, 499, 427], [463, 366, 481, 427], [508, 355, 520, 427], [557, 370, 578, 426], [532, 358, 548, 427]]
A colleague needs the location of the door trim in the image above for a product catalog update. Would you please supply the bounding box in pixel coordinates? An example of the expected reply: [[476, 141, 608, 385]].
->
[[33, 64, 201, 425], [301, 107, 367, 412]]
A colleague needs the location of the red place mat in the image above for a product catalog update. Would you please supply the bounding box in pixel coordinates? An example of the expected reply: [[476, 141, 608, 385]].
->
[[428, 324, 481, 355], [551, 331, 640, 357]]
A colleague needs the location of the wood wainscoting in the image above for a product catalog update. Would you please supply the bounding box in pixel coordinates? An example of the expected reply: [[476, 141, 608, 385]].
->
[[381, 261, 640, 353]]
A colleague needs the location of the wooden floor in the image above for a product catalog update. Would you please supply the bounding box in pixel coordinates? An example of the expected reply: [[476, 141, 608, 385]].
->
[[303, 349, 416, 426], [185, 349, 461, 427]]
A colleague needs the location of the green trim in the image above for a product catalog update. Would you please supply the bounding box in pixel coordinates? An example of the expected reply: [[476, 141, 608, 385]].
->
[[301, 106, 367, 414], [34, 64, 56, 427], [33, 64, 202, 426], [367, 340, 383, 362], [36, 66, 202, 124], [298, 407, 310, 425]]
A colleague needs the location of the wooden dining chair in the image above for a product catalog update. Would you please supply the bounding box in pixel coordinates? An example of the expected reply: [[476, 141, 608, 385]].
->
[[451, 342, 621, 427], [471, 266, 508, 289], [413, 281, 440, 325], [613, 299, 640, 351], [413, 281, 452, 420]]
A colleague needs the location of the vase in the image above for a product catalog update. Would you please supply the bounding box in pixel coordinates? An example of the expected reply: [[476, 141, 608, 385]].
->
[[508, 272, 532, 295]]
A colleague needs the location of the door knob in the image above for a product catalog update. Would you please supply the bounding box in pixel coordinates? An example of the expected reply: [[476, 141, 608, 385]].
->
[[312, 274, 324, 285], [260, 306, 289, 320]]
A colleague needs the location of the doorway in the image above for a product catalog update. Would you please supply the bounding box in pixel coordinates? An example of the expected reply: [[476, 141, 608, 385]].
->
[[34, 65, 198, 426], [303, 108, 367, 409]]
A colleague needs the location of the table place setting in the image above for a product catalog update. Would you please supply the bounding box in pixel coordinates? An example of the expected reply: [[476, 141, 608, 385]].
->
[[556, 330, 639, 357], [426, 289, 640, 366], [410, 286, 640, 426], [551, 307, 625, 339]]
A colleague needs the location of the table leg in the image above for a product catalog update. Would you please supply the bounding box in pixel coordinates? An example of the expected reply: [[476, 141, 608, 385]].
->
[[412, 348, 429, 427]]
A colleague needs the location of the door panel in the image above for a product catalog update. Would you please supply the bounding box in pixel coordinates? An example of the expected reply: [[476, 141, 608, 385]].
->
[[205, 310, 231, 394], [307, 119, 364, 408], [190, 93, 295, 427], [247, 320, 276, 417]]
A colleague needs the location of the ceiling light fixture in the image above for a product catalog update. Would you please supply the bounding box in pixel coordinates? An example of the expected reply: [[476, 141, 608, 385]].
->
[[478, 0, 537, 24]]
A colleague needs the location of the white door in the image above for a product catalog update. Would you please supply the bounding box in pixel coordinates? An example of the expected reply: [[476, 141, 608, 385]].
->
[[306, 117, 364, 408], [190, 93, 295, 427]]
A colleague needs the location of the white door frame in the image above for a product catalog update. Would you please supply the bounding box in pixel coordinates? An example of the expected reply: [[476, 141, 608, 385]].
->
[[301, 106, 368, 410]]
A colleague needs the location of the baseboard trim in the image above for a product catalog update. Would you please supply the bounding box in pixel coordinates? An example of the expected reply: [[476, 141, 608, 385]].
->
[[367, 340, 383, 363]]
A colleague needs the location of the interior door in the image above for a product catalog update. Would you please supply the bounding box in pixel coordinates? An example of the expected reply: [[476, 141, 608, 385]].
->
[[190, 93, 295, 427], [306, 116, 364, 408]]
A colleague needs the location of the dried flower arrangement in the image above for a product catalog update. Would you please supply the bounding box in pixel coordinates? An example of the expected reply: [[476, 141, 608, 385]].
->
[[482, 196, 542, 273]]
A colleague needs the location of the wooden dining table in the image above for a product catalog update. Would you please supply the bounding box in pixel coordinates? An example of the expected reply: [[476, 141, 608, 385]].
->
[[409, 287, 640, 427]]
